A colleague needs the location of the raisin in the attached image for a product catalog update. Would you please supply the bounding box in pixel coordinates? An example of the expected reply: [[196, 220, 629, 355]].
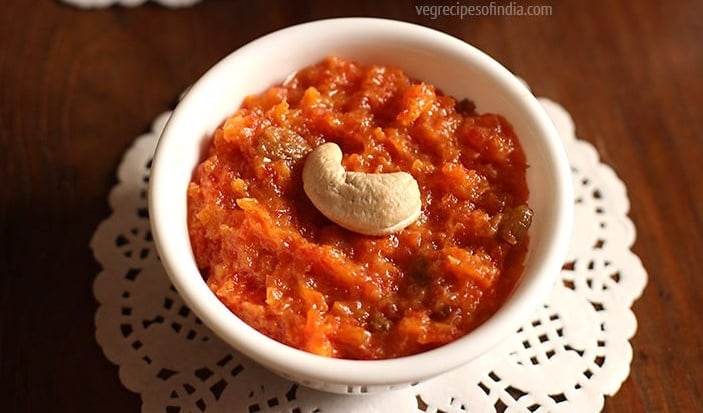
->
[[257, 127, 311, 161], [499, 204, 533, 245]]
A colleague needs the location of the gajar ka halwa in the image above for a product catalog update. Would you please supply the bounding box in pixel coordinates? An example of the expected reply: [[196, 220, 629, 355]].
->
[[187, 56, 532, 360]]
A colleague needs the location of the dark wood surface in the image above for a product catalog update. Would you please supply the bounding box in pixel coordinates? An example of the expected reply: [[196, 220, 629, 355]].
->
[[2, 0, 701, 411]]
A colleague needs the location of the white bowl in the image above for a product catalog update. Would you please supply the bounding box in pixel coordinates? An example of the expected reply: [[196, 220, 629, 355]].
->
[[149, 17, 573, 394]]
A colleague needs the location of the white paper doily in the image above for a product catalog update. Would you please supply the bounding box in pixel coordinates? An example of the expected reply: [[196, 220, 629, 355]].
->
[[91, 98, 647, 412], [60, 0, 201, 9]]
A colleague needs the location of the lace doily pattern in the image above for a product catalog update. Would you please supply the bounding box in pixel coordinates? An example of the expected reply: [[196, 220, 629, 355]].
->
[[91, 99, 647, 412], [60, 0, 201, 9]]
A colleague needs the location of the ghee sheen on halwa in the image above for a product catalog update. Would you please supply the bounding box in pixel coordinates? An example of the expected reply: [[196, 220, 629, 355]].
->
[[187, 57, 532, 360]]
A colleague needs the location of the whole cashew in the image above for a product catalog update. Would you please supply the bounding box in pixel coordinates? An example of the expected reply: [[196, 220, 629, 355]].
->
[[302, 142, 422, 236]]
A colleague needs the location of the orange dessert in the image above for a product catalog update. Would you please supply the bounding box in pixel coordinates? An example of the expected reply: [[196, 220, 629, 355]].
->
[[187, 56, 531, 359]]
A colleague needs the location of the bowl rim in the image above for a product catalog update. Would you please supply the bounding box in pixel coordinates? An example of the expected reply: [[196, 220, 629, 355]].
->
[[149, 17, 573, 387]]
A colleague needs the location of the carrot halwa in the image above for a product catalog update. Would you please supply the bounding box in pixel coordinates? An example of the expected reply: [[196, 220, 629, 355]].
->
[[187, 56, 531, 359]]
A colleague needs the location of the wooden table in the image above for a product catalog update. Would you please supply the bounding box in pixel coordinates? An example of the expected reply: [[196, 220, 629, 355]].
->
[[2, 0, 701, 411]]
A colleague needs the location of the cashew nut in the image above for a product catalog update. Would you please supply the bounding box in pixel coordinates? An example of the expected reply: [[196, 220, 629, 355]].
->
[[302, 142, 422, 236]]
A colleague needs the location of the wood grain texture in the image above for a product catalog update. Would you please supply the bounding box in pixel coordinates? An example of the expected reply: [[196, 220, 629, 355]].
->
[[1, 0, 701, 411]]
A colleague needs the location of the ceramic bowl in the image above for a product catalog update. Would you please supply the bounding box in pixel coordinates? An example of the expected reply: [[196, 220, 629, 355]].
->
[[149, 17, 573, 394]]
